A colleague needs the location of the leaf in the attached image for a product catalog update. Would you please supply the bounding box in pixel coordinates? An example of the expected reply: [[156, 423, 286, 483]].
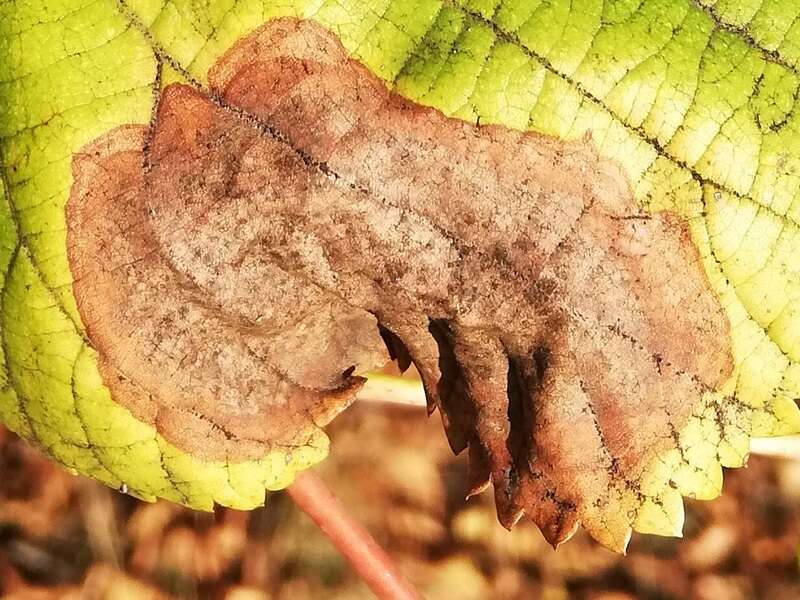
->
[[66, 17, 734, 550], [2, 0, 800, 552]]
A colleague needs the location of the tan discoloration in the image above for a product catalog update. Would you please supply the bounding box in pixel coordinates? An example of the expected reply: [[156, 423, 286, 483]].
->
[[67, 19, 733, 548], [67, 126, 389, 460]]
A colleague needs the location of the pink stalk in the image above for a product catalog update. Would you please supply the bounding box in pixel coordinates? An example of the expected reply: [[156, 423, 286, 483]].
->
[[287, 471, 422, 600]]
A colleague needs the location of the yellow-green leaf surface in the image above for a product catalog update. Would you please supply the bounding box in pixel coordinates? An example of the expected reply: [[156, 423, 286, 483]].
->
[[2, 0, 800, 547]]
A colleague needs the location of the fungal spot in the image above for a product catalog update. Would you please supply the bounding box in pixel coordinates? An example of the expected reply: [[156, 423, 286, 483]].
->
[[66, 18, 733, 549]]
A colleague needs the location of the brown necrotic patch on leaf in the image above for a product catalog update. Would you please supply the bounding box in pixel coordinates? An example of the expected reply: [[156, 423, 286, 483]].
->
[[66, 18, 733, 549], [66, 125, 389, 461]]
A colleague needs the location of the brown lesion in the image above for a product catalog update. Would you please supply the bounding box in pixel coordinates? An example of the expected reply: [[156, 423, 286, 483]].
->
[[66, 18, 733, 548], [66, 124, 387, 461]]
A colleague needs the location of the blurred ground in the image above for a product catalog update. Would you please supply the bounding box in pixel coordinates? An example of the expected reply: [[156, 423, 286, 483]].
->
[[1, 400, 799, 600]]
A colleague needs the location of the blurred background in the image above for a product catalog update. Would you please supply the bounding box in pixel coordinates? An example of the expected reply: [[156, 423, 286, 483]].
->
[[2, 394, 800, 600]]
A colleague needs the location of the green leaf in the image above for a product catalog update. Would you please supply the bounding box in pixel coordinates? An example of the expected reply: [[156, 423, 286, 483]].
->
[[2, 0, 799, 551]]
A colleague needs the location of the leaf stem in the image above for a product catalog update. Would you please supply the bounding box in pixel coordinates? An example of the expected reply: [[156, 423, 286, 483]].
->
[[286, 470, 423, 600], [357, 372, 427, 408], [749, 436, 800, 460]]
